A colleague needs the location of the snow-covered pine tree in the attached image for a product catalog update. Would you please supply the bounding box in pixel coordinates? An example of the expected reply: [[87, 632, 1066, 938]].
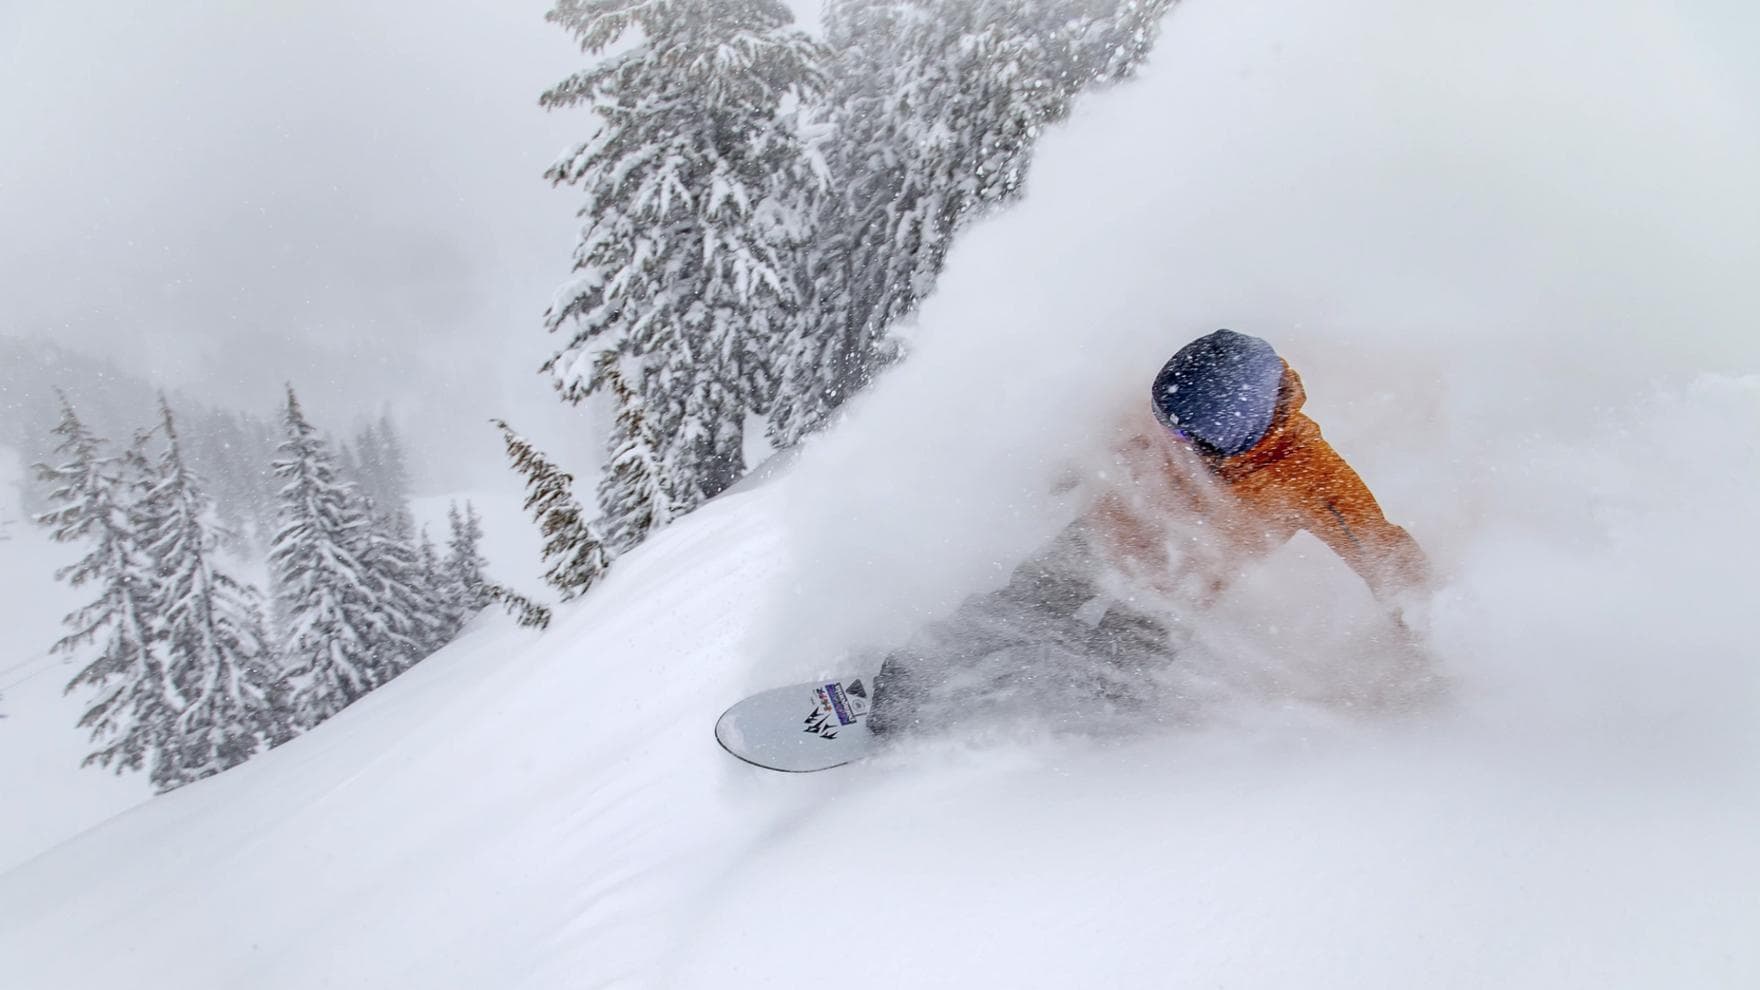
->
[[336, 439, 365, 502], [770, 0, 1174, 444], [418, 525, 460, 644], [373, 413, 412, 509], [189, 411, 254, 547], [539, 0, 829, 513], [32, 395, 170, 775], [138, 398, 288, 790], [180, 407, 283, 551], [493, 419, 608, 600], [348, 415, 413, 514], [268, 386, 399, 726], [347, 491, 439, 674], [485, 584, 553, 630], [767, 0, 917, 444], [443, 500, 491, 618], [595, 351, 678, 554]]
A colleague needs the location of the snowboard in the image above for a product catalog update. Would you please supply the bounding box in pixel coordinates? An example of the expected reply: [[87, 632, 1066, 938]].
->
[[715, 676, 877, 773]]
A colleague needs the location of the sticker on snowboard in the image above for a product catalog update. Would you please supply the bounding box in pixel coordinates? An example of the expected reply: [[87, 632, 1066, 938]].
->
[[716, 676, 876, 773]]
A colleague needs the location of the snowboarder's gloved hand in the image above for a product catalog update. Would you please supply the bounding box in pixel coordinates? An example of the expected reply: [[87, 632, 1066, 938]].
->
[[1390, 591, 1433, 643], [1377, 589, 1450, 709]]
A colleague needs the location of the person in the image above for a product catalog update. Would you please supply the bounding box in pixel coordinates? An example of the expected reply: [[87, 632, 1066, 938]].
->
[[866, 328, 1433, 738]]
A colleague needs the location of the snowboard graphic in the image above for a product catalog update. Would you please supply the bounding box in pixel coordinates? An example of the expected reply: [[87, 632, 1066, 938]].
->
[[715, 676, 877, 773]]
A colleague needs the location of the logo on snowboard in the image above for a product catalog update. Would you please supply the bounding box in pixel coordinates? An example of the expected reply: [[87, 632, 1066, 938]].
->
[[803, 680, 868, 740]]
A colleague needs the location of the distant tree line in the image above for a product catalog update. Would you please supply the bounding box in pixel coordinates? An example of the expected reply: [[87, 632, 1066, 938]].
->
[[502, 0, 1176, 600], [33, 387, 495, 792], [2, 338, 417, 557]]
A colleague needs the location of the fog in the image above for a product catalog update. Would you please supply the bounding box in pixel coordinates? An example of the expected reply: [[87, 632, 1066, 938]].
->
[[3, 3, 1758, 982], [0, 0, 601, 485]]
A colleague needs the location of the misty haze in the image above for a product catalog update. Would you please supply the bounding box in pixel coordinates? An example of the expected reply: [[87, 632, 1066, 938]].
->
[[2, 1, 1757, 987]]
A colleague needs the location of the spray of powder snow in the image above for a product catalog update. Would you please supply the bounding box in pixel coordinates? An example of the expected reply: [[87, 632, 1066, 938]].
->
[[756, 0, 1760, 747]]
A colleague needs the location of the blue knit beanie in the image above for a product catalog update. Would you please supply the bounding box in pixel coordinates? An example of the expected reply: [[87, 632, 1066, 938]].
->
[[1150, 330, 1285, 457]]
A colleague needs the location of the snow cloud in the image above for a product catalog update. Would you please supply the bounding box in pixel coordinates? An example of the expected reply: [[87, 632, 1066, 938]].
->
[[765, 0, 1760, 748]]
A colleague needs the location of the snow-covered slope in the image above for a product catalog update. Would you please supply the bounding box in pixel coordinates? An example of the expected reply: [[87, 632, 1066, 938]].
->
[[0, 485, 786, 987], [0, 479, 537, 875], [4, 0, 1759, 987], [5, 392, 1757, 986]]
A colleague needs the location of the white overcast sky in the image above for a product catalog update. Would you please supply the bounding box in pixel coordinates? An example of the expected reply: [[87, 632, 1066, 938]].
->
[[0, 0, 623, 484]]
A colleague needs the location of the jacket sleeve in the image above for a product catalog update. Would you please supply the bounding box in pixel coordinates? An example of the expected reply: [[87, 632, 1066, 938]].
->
[[1269, 420, 1432, 602]]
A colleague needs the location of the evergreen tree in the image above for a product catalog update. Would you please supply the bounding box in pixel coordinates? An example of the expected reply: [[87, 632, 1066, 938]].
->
[[351, 491, 442, 666], [540, 0, 829, 510], [3, 338, 280, 533], [347, 415, 413, 513], [770, 0, 1174, 444], [32, 396, 170, 775], [336, 439, 366, 505], [444, 500, 491, 617], [493, 420, 609, 600], [268, 387, 395, 726], [374, 413, 412, 509], [595, 351, 679, 554], [419, 525, 460, 644], [190, 411, 254, 546], [138, 398, 287, 790], [486, 584, 553, 630]]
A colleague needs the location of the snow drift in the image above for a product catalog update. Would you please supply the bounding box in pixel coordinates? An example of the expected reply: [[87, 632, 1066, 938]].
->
[[4, 0, 1759, 987]]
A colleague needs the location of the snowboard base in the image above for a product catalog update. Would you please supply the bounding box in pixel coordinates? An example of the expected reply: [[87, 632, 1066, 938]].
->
[[715, 676, 877, 773]]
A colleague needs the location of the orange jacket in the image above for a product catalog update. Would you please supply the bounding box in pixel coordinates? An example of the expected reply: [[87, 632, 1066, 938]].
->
[[1092, 362, 1429, 603]]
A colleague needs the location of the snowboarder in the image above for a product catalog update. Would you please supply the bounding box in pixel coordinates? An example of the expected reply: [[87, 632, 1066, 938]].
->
[[867, 329, 1434, 737]]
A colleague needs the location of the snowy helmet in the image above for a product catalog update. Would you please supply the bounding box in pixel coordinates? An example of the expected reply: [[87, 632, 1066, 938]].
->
[[1150, 329, 1285, 458]]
